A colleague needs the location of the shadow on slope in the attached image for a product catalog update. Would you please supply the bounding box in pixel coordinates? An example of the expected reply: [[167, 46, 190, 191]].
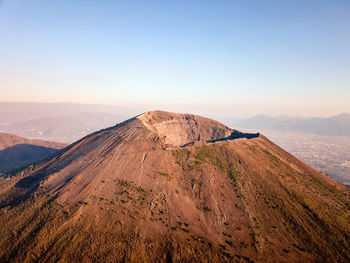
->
[[0, 116, 139, 209], [181, 131, 260, 147], [207, 131, 260, 143], [0, 144, 60, 171]]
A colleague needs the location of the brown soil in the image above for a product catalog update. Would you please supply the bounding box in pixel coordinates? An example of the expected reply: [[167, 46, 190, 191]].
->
[[0, 111, 349, 263]]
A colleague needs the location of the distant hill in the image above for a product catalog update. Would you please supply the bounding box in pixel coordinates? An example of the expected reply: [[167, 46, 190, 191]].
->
[[0, 102, 139, 143], [0, 112, 126, 143], [0, 132, 67, 172], [235, 113, 350, 136]]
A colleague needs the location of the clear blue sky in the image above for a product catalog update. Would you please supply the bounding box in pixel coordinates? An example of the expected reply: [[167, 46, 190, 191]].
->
[[0, 0, 349, 117]]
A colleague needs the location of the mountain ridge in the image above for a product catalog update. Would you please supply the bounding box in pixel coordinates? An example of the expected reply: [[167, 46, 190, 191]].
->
[[0, 111, 349, 262]]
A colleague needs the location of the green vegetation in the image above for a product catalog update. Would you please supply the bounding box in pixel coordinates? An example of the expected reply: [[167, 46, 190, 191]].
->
[[222, 232, 232, 238], [262, 149, 283, 166], [194, 145, 243, 188], [171, 149, 199, 172], [247, 144, 257, 154], [118, 179, 132, 188], [157, 171, 172, 181], [203, 206, 212, 212], [225, 240, 233, 247], [117, 179, 147, 193]]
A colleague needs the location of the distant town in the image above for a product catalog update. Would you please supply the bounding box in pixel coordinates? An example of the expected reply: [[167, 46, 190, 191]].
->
[[262, 130, 350, 186]]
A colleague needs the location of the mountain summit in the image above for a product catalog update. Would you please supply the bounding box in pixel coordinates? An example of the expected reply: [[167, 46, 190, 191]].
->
[[0, 111, 349, 262], [138, 111, 233, 146]]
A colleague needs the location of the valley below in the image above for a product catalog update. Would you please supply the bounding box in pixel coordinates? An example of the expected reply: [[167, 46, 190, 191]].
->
[[258, 130, 350, 186]]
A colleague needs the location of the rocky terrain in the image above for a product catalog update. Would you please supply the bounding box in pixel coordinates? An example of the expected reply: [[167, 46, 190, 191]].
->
[[0, 111, 349, 262]]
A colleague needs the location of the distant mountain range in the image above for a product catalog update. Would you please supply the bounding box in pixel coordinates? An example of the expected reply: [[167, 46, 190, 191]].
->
[[0, 112, 125, 143], [2, 102, 349, 141], [0, 102, 134, 142], [0, 132, 67, 172], [235, 113, 350, 136]]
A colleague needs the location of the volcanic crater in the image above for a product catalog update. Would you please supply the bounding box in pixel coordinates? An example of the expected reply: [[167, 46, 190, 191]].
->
[[0, 111, 349, 263]]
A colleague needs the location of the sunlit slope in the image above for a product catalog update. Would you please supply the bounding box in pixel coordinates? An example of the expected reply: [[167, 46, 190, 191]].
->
[[0, 111, 349, 263]]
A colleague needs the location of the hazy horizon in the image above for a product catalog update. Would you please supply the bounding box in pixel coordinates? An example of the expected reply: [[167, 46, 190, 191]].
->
[[0, 101, 348, 119]]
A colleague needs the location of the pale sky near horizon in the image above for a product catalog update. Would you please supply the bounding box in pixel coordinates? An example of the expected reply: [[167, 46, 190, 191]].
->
[[0, 0, 349, 117]]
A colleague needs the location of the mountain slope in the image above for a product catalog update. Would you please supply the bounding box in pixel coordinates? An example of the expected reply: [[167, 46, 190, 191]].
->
[[0, 132, 67, 172], [0, 111, 349, 263]]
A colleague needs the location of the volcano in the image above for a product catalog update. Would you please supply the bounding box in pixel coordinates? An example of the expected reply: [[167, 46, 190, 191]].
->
[[0, 111, 349, 262]]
